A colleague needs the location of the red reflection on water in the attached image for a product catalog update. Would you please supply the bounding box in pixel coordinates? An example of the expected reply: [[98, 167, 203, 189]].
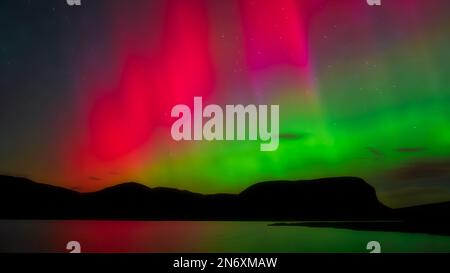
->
[[53, 221, 210, 253]]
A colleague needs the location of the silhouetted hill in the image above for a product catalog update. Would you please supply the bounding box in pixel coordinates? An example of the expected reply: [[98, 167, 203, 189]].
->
[[0, 175, 403, 221], [239, 177, 390, 219], [0, 176, 79, 219]]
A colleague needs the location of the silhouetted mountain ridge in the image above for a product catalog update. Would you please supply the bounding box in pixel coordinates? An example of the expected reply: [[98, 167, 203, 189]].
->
[[2, 175, 449, 235], [0, 174, 431, 221]]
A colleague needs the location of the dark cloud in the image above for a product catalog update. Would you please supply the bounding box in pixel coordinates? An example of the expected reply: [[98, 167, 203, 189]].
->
[[366, 147, 382, 157], [395, 147, 427, 153], [277, 133, 310, 141], [386, 159, 450, 181], [89, 176, 102, 181]]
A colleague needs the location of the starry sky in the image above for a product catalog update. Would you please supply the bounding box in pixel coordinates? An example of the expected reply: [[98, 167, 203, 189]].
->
[[0, 0, 449, 208]]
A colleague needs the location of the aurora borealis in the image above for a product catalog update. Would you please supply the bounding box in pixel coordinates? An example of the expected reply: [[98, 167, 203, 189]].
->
[[0, 0, 449, 208]]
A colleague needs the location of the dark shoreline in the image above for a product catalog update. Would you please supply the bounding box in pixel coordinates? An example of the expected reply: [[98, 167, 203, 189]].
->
[[270, 220, 450, 236]]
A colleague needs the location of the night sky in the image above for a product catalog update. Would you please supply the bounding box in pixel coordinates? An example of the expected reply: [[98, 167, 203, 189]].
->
[[0, 0, 449, 208]]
